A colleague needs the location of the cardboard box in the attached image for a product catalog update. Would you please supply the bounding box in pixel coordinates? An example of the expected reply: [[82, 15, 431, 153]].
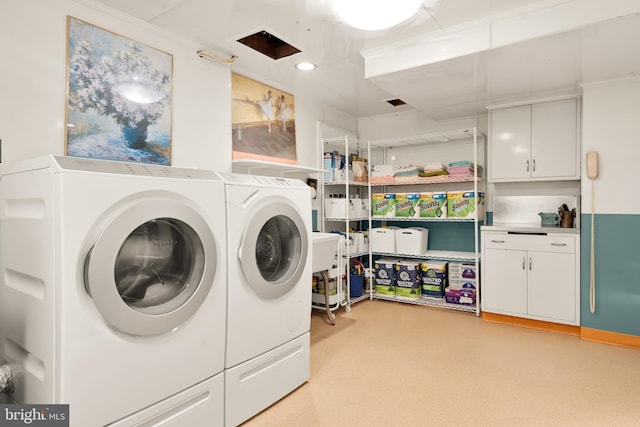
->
[[445, 287, 476, 306]]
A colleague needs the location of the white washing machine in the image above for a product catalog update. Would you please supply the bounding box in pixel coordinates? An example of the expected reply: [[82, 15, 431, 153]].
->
[[220, 172, 312, 427], [0, 156, 227, 426]]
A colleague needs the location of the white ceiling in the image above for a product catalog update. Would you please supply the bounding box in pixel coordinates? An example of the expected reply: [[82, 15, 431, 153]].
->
[[91, 0, 640, 120]]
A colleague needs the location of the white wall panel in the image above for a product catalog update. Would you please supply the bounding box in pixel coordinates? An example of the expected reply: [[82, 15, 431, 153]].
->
[[0, 0, 231, 171], [581, 77, 640, 214]]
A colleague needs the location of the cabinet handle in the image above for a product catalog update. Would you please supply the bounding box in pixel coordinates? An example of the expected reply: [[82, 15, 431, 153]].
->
[[491, 239, 505, 243], [522, 257, 525, 270], [551, 242, 567, 247], [533, 158, 536, 172], [526, 160, 530, 172], [529, 257, 532, 271]]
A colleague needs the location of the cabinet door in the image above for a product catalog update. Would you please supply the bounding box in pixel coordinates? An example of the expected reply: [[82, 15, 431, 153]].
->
[[527, 251, 576, 323], [482, 248, 528, 315], [489, 104, 531, 181], [531, 98, 578, 179]]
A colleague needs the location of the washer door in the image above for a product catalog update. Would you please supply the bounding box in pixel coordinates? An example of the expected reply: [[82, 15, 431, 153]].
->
[[238, 197, 308, 299], [84, 198, 217, 336]]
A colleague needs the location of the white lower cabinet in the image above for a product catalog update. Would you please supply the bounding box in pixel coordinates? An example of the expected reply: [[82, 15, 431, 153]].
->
[[481, 230, 580, 326]]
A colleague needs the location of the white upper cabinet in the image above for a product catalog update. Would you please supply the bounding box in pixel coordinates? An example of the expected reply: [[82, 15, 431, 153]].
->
[[489, 98, 579, 182]]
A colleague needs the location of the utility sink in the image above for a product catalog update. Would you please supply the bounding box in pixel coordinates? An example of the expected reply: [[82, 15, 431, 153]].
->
[[311, 232, 340, 273]]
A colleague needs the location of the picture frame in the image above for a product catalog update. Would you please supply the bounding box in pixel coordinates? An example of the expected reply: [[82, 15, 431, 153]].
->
[[231, 73, 297, 164], [65, 16, 173, 165]]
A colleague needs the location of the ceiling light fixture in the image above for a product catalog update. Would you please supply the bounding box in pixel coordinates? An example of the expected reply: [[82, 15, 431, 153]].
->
[[295, 62, 316, 71], [332, 0, 426, 31]]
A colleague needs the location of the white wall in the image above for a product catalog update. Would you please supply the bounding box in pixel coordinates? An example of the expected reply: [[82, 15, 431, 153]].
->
[[0, 0, 355, 173], [581, 77, 640, 213], [0, 0, 233, 171]]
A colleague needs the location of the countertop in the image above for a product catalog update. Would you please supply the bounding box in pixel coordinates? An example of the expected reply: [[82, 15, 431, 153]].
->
[[482, 223, 580, 235]]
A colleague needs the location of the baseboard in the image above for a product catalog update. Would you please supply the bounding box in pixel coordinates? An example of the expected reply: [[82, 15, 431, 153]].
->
[[580, 327, 640, 350], [482, 313, 640, 350], [482, 312, 580, 336]]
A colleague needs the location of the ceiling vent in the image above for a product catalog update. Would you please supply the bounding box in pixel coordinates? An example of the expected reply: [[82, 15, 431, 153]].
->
[[386, 98, 407, 107], [237, 30, 301, 60]]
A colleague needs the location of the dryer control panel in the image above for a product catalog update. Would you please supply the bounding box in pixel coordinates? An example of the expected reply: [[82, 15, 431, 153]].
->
[[218, 172, 308, 188]]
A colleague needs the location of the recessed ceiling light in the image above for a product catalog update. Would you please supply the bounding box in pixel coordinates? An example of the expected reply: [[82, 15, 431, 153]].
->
[[295, 62, 316, 71]]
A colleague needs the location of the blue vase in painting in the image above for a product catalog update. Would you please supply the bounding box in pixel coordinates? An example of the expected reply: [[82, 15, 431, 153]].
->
[[121, 120, 149, 149]]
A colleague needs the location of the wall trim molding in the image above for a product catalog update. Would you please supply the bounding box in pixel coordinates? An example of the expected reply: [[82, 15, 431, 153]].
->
[[482, 313, 580, 336], [482, 313, 640, 350], [580, 327, 640, 350]]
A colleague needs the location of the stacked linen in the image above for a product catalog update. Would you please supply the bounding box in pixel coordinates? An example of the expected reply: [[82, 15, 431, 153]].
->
[[419, 162, 448, 178], [370, 164, 395, 184], [394, 165, 423, 183], [447, 160, 477, 179]]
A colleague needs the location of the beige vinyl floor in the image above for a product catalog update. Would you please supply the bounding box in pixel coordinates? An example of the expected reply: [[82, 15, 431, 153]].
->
[[244, 299, 640, 427]]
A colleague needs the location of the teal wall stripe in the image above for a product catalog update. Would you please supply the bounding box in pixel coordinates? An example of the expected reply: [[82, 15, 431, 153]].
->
[[580, 213, 640, 336]]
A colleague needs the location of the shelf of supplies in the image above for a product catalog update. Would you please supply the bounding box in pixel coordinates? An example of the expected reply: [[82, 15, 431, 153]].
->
[[325, 217, 370, 222], [325, 180, 369, 186], [374, 293, 476, 313], [371, 217, 481, 223], [232, 159, 326, 175], [371, 250, 477, 262], [370, 176, 483, 186]]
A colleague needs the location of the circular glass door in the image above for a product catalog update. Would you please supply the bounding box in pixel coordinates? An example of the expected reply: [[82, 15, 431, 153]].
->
[[85, 198, 217, 336], [239, 199, 308, 299], [114, 218, 204, 311]]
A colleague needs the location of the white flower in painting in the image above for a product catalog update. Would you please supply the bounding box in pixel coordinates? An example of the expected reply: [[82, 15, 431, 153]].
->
[[68, 40, 170, 128]]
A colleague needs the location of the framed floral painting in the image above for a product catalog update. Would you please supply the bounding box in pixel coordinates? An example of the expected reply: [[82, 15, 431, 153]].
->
[[65, 17, 173, 165], [231, 73, 297, 164]]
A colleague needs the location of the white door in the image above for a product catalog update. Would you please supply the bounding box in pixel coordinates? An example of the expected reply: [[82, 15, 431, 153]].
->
[[84, 198, 218, 336], [531, 98, 578, 179], [482, 248, 528, 315], [527, 251, 576, 323], [490, 104, 531, 180]]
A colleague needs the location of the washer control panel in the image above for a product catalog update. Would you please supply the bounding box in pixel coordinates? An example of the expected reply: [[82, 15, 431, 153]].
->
[[53, 156, 220, 180]]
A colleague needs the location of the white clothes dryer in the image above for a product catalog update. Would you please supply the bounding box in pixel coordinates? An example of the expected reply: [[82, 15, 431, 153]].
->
[[0, 156, 226, 426], [220, 173, 312, 427]]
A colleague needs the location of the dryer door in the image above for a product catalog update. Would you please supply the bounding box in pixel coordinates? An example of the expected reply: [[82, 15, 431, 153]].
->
[[238, 197, 308, 299], [84, 197, 217, 336]]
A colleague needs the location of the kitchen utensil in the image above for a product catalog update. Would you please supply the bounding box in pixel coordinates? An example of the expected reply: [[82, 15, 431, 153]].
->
[[559, 207, 576, 228]]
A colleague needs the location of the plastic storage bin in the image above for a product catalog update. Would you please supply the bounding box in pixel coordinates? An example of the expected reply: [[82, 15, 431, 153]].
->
[[395, 227, 428, 256], [369, 227, 397, 253]]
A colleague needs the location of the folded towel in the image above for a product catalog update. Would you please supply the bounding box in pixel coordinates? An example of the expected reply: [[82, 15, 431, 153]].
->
[[370, 176, 395, 184], [448, 160, 474, 167], [373, 164, 395, 172], [419, 169, 449, 177], [395, 165, 423, 177], [423, 162, 447, 172]]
